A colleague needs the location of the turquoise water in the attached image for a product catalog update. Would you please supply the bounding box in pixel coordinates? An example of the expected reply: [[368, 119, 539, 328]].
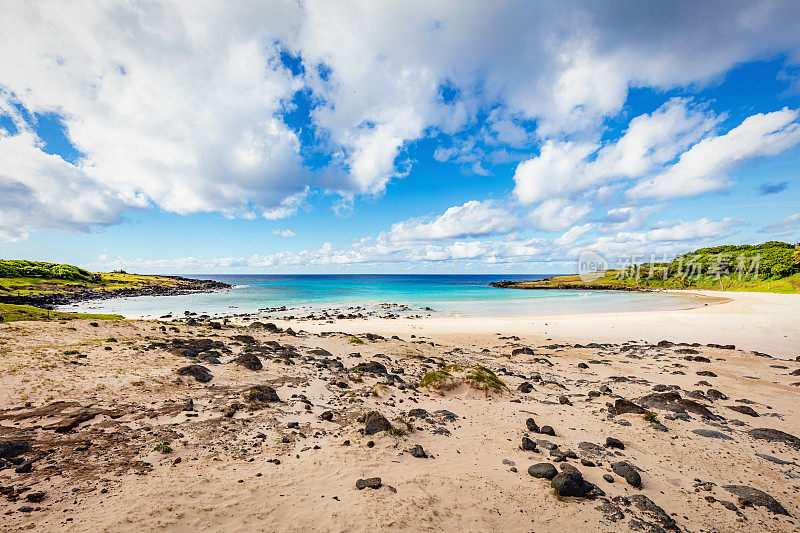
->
[[61, 274, 715, 319]]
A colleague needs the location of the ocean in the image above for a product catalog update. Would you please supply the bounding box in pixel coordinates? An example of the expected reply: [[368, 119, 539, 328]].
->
[[60, 274, 714, 319]]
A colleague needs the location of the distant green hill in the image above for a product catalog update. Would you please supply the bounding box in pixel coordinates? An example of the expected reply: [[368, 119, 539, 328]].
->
[[0, 259, 96, 282], [492, 241, 800, 293], [0, 259, 192, 298], [0, 259, 228, 322]]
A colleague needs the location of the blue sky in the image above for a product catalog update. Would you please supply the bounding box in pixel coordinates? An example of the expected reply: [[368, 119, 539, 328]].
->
[[1, 2, 799, 273]]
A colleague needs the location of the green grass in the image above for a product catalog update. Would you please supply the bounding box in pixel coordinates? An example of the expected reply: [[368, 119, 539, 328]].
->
[[154, 443, 172, 454], [419, 365, 507, 395], [419, 369, 453, 388], [496, 241, 800, 294], [643, 411, 660, 424], [0, 303, 123, 323], [0, 259, 202, 297], [0, 260, 94, 281], [465, 365, 507, 393], [505, 271, 800, 293], [348, 336, 366, 345]]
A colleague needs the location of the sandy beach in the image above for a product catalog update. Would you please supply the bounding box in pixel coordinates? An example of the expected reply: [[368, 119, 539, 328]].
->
[[1, 290, 799, 532], [285, 290, 800, 360]]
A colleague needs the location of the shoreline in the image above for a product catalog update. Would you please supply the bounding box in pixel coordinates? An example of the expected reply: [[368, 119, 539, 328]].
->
[[258, 290, 799, 360], [58, 284, 723, 320], [0, 275, 231, 309]]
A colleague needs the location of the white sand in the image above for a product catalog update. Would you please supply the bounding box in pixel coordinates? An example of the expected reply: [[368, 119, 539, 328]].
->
[[1, 290, 799, 532], [283, 290, 800, 360]]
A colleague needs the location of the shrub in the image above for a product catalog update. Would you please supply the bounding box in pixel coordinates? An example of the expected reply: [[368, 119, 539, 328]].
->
[[0, 260, 94, 282], [465, 365, 507, 394]]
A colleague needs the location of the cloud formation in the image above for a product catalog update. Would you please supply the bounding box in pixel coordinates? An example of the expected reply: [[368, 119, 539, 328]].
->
[[629, 109, 800, 199], [385, 200, 518, 241], [760, 212, 800, 234], [2, 1, 800, 242]]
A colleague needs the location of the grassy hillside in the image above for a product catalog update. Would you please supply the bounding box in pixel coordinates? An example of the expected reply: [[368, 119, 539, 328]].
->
[[0, 259, 199, 297], [495, 241, 800, 293], [0, 303, 123, 323]]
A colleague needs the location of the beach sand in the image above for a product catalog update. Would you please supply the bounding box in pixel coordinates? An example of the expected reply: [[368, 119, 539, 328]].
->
[[1, 290, 798, 532]]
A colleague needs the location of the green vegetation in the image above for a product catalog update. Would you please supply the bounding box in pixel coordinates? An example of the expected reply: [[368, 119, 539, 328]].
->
[[154, 443, 172, 454], [0, 303, 123, 323], [0, 259, 197, 297], [643, 411, 660, 424], [419, 364, 507, 395], [465, 365, 507, 394], [0, 260, 95, 282], [499, 241, 800, 293], [419, 369, 455, 389], [348, 336, 366, 345]]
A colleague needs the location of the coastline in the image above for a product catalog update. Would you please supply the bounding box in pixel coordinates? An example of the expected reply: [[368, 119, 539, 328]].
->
[[262, 290, 799, 360], [0, 275, 231, 309]]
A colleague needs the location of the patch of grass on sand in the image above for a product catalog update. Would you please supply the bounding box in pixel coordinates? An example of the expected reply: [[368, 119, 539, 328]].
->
[[465, 365, 507, 394], [419, 364, 507, 395], [643, 411, 660, 424], [419, 369, 455, 389], [348, 336, 366, 345], [0, 303, 123, 323]]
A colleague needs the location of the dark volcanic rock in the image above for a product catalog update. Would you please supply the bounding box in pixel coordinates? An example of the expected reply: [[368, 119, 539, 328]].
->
[[551, 471, 593, 497], [320, 410, 334, 421], [517, 382, 534, 393], [356, 477, 382, 490], [522, 436, 538, 451], [0, 440, 31, 459], [362, 411, 392, 435], [25, 491, 46, 503], [525, 417, 539, 433], [706, 389, 728, 401], [177, 365, 213, 383], [578, 441, 607, 458], [408, 408, 429, 419], [722, 485, 790, 516], [512, 347, 535, 356], [630, 495, 680, 531], [605, 437, 624, 449], [726, 405, 758, 417], [612, 461, 642, 488], [15, 460, 33, 474], [747, 428, 800, 449], [613, 398, 646, 415], [637, 392, 716, 419], [243, 385, 280, 403], [352, 361, 388, 374], [528, 463, 558, 479], [410, 444, 427, 458], [692, 429, 733, 440], [540, 425, 556, 436], [234, 353, 263, 371]]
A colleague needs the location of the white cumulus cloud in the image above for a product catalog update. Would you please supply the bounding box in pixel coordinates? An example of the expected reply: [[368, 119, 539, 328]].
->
[[384, 200, 519, 241], [629, 109, 800, 199]]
